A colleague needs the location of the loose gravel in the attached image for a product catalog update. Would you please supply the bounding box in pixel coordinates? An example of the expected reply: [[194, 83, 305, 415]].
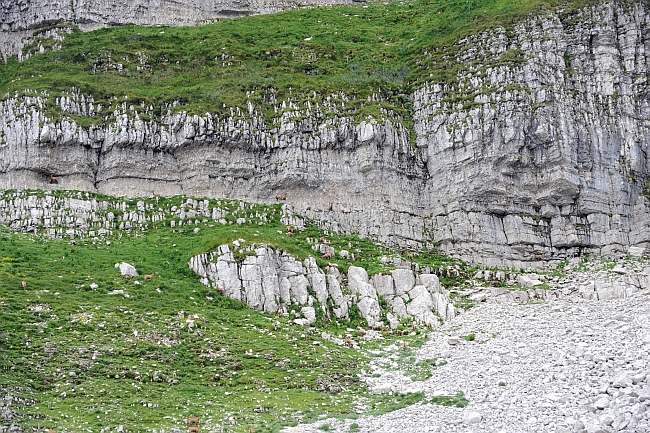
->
[[284, 289, 650, 433]]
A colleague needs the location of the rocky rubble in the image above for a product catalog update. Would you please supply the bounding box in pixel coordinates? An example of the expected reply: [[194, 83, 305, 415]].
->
[[282, 285, 650, 433], [189, 244, 456, 328], [461, 256, 650, 304]]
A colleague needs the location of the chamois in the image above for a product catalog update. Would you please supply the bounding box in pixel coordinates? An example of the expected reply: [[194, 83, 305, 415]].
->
[[321, 252, 332, 259], [187, 416, 200, 426], [144, 272, 155, 280], [49, 175, 58, 184], [21, 280, 27, 290]]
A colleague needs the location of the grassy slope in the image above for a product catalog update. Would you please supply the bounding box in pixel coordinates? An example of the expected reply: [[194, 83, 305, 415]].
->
[[0, 0, 599, 122], [0, 190, 462, 432]]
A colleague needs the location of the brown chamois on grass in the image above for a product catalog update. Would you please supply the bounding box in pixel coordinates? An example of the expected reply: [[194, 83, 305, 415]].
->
[[144, 272, 155, 280]]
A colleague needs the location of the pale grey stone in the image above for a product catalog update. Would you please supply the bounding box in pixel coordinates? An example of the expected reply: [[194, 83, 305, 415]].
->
[[612, 374, 633, 388], [300, 307, 316, 325], [371, 273, 395, 299], [117, 262, 138, 277], [392, 269, 415, 296], [406, 285, 438, 326], [462, 411, 482, 424], [627, 246, 646, 258], [386, 312, 400, 329], [593, 395, 609, 410], [517, 274, 544, 288]]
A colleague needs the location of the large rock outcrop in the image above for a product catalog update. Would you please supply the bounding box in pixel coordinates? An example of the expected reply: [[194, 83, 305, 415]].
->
[[1, 1, 650, 267], [189, 245, 456, 327]]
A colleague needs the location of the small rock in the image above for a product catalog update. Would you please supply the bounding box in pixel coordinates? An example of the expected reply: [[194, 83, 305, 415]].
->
[[517, 274, 544, 287], [627, 246, 646, 258], [463, 411, 482, 424], [611, 265, 629, 275], [612, 413, 629, 430], [117, 262, 138, 277], [612, 374, 632, 388], [593, 395, 609, 410], [371, 383, 394, 394], [448, 336, 461, 345]]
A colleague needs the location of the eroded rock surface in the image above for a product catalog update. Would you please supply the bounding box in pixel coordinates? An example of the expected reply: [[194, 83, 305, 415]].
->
[[189, 245, 455, 327], [1, 2, 649, 267]]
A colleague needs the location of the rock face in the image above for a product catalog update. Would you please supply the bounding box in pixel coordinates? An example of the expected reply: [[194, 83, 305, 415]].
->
[[0, 0, 353, 61], [1, 1, 650, 267], [189, 244, 455, 327]]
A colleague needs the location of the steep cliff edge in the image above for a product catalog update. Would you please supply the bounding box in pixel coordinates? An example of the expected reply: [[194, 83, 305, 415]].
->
[[1, 1, 649, 266]]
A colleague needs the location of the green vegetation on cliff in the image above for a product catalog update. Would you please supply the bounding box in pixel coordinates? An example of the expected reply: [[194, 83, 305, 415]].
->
[[0, 0, 599, 122]]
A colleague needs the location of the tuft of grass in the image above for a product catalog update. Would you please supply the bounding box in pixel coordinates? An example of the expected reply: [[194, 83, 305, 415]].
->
[[429, 390, 468, 408], [462, 333, 476, 341]]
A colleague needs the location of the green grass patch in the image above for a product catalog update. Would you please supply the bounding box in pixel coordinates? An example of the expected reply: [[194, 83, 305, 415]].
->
[[0, 189, 465, 432], [428, 390, 468, 408]]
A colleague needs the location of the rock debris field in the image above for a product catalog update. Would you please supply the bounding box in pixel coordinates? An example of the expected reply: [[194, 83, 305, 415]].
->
[[285, 288, 650, 433]]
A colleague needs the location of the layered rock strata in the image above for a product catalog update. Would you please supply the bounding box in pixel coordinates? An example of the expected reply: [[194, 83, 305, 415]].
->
[[0, 190, 278, 239], [189, 245, 456, 328], [1, 2, 650, 266]]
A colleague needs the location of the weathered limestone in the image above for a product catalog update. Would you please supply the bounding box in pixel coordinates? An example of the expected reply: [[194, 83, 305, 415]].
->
[[189, 245, 456, 327], [1, 2, 650, 267]]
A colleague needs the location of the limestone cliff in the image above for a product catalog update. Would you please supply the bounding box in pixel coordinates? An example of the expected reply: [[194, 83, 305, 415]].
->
[[1, 1, 650, 267]]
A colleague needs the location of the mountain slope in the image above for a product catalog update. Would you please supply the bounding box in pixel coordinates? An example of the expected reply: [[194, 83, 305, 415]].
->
[[0, 0, 649, 266]]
